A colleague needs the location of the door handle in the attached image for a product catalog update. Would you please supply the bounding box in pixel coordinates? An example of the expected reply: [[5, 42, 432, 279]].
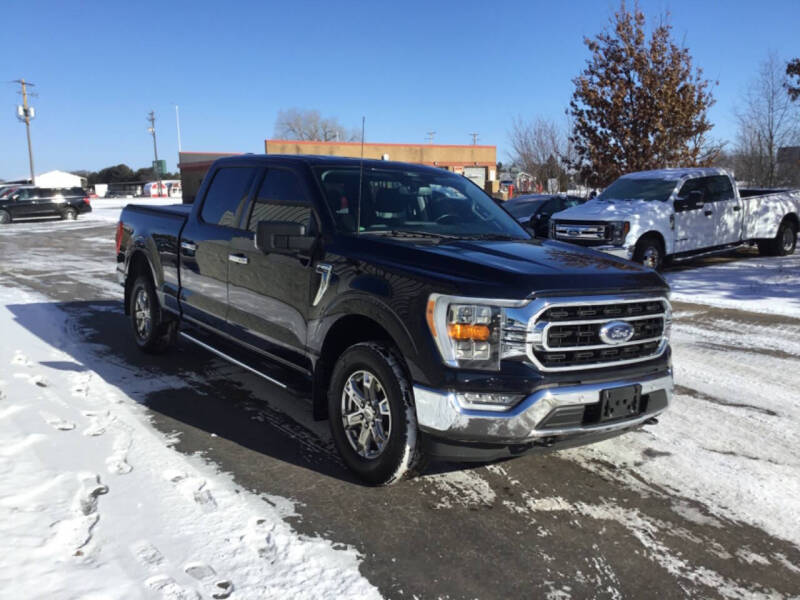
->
[[180, 241, 197, 253], [228, 253, 249, 265], [733, 205, 741, 212]]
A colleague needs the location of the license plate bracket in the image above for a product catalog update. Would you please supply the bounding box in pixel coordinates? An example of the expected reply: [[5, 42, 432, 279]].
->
[[600, 385, 642, 422]]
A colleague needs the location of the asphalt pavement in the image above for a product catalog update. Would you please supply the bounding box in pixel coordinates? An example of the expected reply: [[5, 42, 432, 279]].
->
[[1, 217, 798, 599]]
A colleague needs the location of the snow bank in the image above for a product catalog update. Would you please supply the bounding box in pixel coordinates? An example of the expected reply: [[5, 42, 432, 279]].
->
[[0, 286, 380, 599], [665, 244, 800, 317]]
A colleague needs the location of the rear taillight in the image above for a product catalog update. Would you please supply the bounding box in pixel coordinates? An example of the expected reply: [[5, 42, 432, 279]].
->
[[83, 196, 91, 205], [115, 222, 124, 254]]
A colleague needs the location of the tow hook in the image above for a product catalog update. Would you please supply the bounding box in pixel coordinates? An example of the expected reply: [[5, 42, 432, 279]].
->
[[644, 416, 659, 425]]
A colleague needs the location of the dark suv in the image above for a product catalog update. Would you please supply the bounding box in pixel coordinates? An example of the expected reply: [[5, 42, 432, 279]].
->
[[0, 186, 92, 224]]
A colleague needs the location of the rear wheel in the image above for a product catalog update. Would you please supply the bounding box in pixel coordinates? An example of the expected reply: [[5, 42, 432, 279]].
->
[[0, 210, 10, 225], [633, 235, 664, 270], [63, 207, 77, 221], [758, 220, 797, 256], [328, 342, 427, 485], [129, 275, 176, 353]]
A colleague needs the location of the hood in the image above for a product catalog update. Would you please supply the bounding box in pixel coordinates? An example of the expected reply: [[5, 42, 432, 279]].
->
[[336, 235, 667, 299], [553, 198, 669, 221]]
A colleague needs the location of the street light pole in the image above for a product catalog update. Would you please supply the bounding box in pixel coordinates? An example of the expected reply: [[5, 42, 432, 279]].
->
[[174, 104, 182, 153], [147, 110, 163, 196]]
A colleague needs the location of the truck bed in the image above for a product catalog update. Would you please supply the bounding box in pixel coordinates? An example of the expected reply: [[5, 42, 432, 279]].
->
[[738, 188, 800, 241]]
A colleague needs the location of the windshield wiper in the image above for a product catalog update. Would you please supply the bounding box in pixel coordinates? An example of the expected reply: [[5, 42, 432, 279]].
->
[[361, 229, 462, 240], [461, 233, 520, 241]]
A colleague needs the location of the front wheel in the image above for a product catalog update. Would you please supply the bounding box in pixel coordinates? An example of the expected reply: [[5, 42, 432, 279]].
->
[[328, 342, 427, 485], [633, 235, 664, 270], [0, 209, 10, 225]]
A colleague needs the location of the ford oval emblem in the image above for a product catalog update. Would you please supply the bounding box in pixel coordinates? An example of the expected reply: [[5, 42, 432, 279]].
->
[[599, 321, 635, 345]]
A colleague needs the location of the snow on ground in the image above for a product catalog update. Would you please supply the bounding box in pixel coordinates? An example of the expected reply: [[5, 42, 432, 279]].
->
[[664, 241, 800, 317], [0, 286, 380, 600], [562, 307, 800, 547]]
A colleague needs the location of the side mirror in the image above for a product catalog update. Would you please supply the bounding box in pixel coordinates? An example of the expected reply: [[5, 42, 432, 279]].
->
[[256, 221, 314, 255]]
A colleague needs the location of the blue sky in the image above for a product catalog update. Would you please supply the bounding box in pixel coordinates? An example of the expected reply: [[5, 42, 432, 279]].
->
[[2, 0, 798, 179]]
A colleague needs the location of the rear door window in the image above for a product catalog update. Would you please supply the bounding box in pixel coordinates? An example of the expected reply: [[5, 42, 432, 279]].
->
[[707, 175, 734, 202], [247, 169, 313, 233], [200, 167, 258, 227]]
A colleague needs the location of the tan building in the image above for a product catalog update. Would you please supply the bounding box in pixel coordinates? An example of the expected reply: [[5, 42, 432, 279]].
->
[[179, 141, 498, 203], [265, 139, 497, 188]]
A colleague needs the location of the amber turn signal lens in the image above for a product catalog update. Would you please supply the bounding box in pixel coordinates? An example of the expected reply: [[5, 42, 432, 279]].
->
[[447, 323, 490, 341]]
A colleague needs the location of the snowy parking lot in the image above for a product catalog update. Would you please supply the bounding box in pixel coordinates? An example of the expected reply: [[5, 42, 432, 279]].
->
[[1, 210, 799, 599]]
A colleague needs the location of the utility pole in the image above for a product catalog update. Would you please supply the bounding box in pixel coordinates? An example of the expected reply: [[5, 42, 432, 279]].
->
[[147, 110, 163, 196], [469, 132, 480, 145], [425, 131, 436, 144], [14, 79, 36, 183]]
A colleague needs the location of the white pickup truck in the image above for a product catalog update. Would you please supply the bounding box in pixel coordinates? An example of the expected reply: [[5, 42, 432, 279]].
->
[[550, 168, 800, 269]]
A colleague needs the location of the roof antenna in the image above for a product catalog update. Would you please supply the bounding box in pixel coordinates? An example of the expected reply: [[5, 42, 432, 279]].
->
[[357, 116, 365, 235]]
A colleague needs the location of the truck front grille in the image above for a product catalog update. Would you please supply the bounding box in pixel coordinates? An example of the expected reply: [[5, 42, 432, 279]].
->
[[552, 221, 610, 246], [527, 297, 670, 372]]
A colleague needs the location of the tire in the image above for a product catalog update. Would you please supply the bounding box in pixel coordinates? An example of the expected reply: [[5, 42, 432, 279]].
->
[[129, 275, 176, 353], [759, 220, 797, 257], [0, 210, 10, 225], [633, 235, 664, 270], [328, 342, 427, 485], [63, 207, 78, 221]]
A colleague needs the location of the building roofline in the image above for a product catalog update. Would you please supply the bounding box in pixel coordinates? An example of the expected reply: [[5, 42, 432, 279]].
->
[[265, 139, 496, 150]]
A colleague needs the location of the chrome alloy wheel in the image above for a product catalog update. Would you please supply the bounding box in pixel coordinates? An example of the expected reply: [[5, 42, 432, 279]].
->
[[782, 226, 795, 253], [133, 288, 152, 340], [642, 246, 660, 269], [341, 370, 392, 459]]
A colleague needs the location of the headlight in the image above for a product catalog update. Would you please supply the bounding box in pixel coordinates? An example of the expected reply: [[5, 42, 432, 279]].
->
[[607, 221, 630, 246], [426, 294, 528, 371]]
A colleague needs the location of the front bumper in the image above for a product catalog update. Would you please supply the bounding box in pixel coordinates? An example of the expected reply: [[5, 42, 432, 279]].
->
[[413, 370, 671, 446]]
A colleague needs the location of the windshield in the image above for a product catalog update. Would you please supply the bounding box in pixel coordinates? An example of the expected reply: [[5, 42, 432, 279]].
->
[[314, 165, 530, 240], [598, 178, 678, 202]]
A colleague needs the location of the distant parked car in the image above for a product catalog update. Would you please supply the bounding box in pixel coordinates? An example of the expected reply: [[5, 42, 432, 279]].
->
[[0, 186, 92, 224], [504, 194, 587, 237]]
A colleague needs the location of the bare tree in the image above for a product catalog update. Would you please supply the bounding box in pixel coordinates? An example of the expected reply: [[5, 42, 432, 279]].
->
[[734, 53, 800, 186], [509, 116, 571, 190], [274, 108, 358, 142]]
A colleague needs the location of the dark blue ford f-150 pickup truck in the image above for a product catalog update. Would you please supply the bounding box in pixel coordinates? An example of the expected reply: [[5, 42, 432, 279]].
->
[[116, 154, 673, 484]]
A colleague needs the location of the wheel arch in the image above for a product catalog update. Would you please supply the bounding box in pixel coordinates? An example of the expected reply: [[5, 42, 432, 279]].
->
[[635, 230, 667, 255], [312, 310, 416, 421], [123, 250, 159, 316]]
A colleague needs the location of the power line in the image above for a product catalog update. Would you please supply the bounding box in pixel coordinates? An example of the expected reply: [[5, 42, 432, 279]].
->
[[13, 79, 36, 183]]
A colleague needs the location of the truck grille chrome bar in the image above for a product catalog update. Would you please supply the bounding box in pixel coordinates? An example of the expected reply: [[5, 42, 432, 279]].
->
[[501, 295, 670, 372]]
